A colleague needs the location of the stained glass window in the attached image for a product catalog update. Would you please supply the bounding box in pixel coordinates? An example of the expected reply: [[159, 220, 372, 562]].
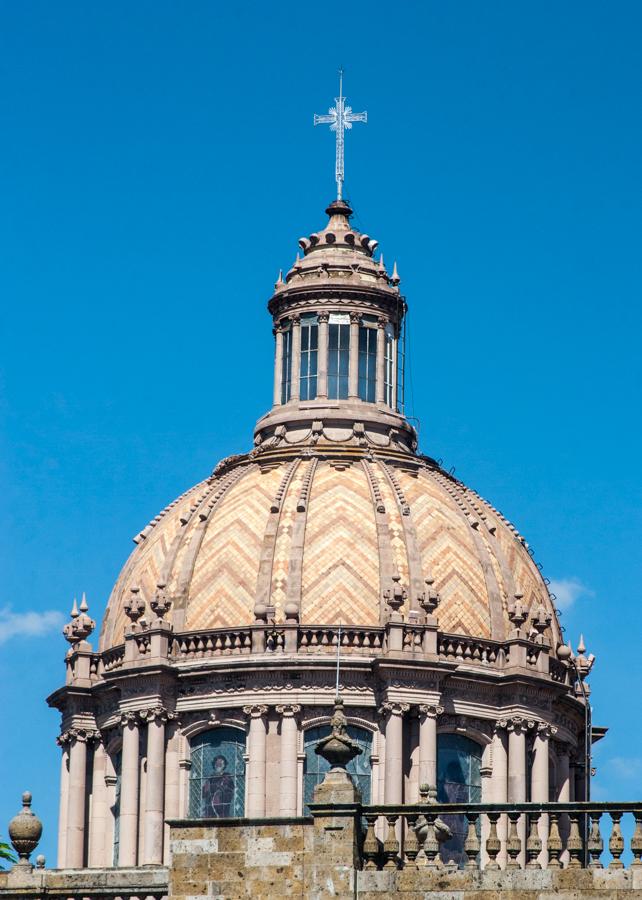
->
[[437, 733, 482, 866], [303, 725, 372, 812], [300, 315, 318, 401], [189, 728, 246, 819]]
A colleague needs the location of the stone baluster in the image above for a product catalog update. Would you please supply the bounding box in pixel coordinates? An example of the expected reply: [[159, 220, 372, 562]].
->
[[464, 813, 480, 869], [383, 814, 400, 869], [348, 312, 360, 399], [403, 813, 420, 868], [141, 706, 169, 865], [587, 811, 603, 868], [422, 812, 440, 868], [118, 711, 140, 866], [608, 812, 625, 869], [244, 705, 269, 817], [276, 704, 301, 816], [506, 811, 522, 869], [362, 813, 380, 869], [567, 811, 584, 868], [485, 812, 501, 870], [525, 812, 542, 868], [631, 811, 642, 866], [547, 812, 563, 869]]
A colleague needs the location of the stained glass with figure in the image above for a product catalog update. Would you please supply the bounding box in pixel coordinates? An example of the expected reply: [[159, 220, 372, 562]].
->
[[189, 728, 246, 818], [437, 733, 482, 866]]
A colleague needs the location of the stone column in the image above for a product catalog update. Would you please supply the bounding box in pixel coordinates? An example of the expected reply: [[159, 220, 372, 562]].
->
[[491, 722, 509, 868], [391, 337, 398, 411], [348, 312, 360, 399], [89, 738, 108, 867], [507, 716, 531, 867], [142, 707, 167, 865], [417, 704, 442, 794], [273, 325, 283, 406], [277, 705, 301, 816], [557, 743, 571, 866], [119, 712, 140, 866], [376, 318, 386, 404], [317, 312, 329, 398], [244, 705, 268, 817], [290, 315, 301, 402], [163, 721, 181, 865], [381, 702, 408, 804], [56, 738, 70, 868], [531, 722, 556, 866], [67, 728, 91, 868]]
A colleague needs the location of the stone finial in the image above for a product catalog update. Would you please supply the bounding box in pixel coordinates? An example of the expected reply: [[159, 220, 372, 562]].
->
[[314, 697, 362, 770], [384, 574, 406, 618], [556, 641, 572, 661], [62, 593, 95, 646], [391, 260, 400, 286], [531, 603, 552, 639], [508, 593, 528, 632], [8, 792, 42, 868], [123, 586, 146, 626], [575, 634, 595, 680], [419, 577, 440, 618], [150, 584, 172, 621]]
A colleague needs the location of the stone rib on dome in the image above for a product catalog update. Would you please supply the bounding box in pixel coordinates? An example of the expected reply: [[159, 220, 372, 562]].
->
[[99, 452, 560, 651]]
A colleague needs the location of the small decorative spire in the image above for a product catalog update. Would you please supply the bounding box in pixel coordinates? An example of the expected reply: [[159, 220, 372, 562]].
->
[[63, 594, 95, 646], [275, 269, 284, 289], [575, 635, 596, 680], [391, 261, 400, 286], [378, 252, 385, 271]]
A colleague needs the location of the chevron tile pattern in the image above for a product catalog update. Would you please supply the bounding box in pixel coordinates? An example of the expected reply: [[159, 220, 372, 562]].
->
[[186, 465, 283, 628], [399, 469, 492, 637], [301, 462, 379, 624]]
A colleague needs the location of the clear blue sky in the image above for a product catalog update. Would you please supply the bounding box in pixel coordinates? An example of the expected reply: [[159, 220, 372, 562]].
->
[[1, 1, 640, 862]]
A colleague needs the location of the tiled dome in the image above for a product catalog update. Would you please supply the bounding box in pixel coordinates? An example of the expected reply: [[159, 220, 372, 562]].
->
[[99, 451, 561, 650]]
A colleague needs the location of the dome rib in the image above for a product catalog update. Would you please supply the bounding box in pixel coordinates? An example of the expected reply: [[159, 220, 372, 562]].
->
[[378, 460, 426, 613], [361, 459, 396, 618], [254, 458, 301, 614]]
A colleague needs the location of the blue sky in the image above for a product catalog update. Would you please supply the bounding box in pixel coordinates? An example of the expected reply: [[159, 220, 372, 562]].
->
[[1, 0, 641, 862]]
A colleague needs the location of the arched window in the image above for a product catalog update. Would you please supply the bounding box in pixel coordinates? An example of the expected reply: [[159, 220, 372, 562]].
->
[[328, 315, 350, 399], [303, 725, 372, 812], [189, 728, 246, 818], [358, 319, 377, 402], [437, 733, 482, 866], [299, 314, 318, 400]]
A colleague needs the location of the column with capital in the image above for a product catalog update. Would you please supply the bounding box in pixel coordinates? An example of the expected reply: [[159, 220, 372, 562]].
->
[[66, 728, 94, 868], [119, 712, 140, 866], [317, 312, 329, 398], [381, 702, 409, 804], [163, 719, 181, 865], [244, 705, 268, 817], [290, 315, 301, 402], [348, 312, 360, 399], [56, 736, 70, 867], [556, 742, 571, 865], [507, 716, 532, 867], [141, 706, 170, 865], [273, 324, 283, 406], [277, 705, 301, 816], [417, 704, 442, 797], [490, 721, 509, 868], [88, 736, 108, 867], [532, 722, 557, 866], [376, 318, 386, 405]]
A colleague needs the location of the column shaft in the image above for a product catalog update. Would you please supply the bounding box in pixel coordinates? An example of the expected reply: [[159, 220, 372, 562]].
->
[[278, 706, 300, 816], [376, 321, 385, 404], [273, 328, 283, 406], [418, 708, 438, 793], [317, 314, 329, 398], [557, 747, 571, 866], [391, 339, 398, 411], [89, 741, 108, 867], [508, 723, 527, 867], [491, 727, 508, 868], [143, 714, 166, 865], [531, 727, 551, 866], [119, 717, 140, 866], [57, 745, 70, 868], [348, 315, 360, 399], [245, 706, 268, 817], [290, 317, 301, 402], [66, 736, 88, 868], [383, 707, 405, 804], [163, 725, 180, 865]]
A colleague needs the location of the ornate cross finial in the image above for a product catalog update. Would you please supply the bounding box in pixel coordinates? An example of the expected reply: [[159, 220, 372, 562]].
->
[[314, 68, 367, 201]]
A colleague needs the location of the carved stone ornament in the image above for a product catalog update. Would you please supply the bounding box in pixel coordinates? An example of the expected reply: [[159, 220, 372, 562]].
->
[[150, 584, 172, 620], [314, 697, 362, 770], [418, 578, 440, 617], [417, 704, 444, 720], [62, 593, 95, 646], [243, 705, 269, 720], [123, 587, 146, 625], [119, 711, 140, 728], [507, 715, 535, 735], [8, 792, 42, 867], [276, 704, 302, 718], [536, 721, 559, 739], [379, 701, 410, 719], [139, 705, 175, 725], [57, 727, 99, 747]]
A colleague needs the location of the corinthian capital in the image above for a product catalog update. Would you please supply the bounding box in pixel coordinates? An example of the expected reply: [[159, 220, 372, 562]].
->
[[536, 721, 558, 739], [139, 705, 174, 724], [58, 727, 99, 746], [276, 704, 301, 718], [243, 704, 269, 720], [119, 710, 140, 728], [417, 704, 443, 720], [379, 701, 410, 719], [317, 311, 330, 324], [506, 715, 535, 735]]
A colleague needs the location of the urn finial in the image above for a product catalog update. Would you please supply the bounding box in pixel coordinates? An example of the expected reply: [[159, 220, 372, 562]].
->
[[314, 697, 362, 770], [8, 792, 42, 868]]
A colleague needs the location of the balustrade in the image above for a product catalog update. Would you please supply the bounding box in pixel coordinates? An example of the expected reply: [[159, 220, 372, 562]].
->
[[355, 803, 642, 871]]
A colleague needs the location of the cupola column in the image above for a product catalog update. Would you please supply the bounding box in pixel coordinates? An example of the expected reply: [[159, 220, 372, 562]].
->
[[317, 313, 329, 398], [381, 702, 408, 804], [491, 721, 509, 868], [244, 705, 268, 817], [56, 737, 70, 867], [66, 729, 91, 868], [376, 318, 386, 405], [417, 704, 442, 795], [531, 722, 556, 866], [507, 716, 530, 867], [118, 712, 140, 866], [348, 312, 360, 399], [277, 704, 301, 816], [556, 742, 571, 865], [273, 326, 283, 407], [290, 316, 301, 402], [88, 738, 108, 867], [142, 707, 168, 865]]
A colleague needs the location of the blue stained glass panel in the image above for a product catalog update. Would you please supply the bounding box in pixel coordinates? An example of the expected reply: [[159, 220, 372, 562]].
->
[[437, 733, 482, 867], [303, 725, 372, 812]]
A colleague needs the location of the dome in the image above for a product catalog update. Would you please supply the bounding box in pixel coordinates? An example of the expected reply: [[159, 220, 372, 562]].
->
[[99, 449, 560, 650]]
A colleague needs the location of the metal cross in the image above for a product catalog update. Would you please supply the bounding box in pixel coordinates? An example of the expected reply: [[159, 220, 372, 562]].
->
[[314, 69, 367, 201]]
